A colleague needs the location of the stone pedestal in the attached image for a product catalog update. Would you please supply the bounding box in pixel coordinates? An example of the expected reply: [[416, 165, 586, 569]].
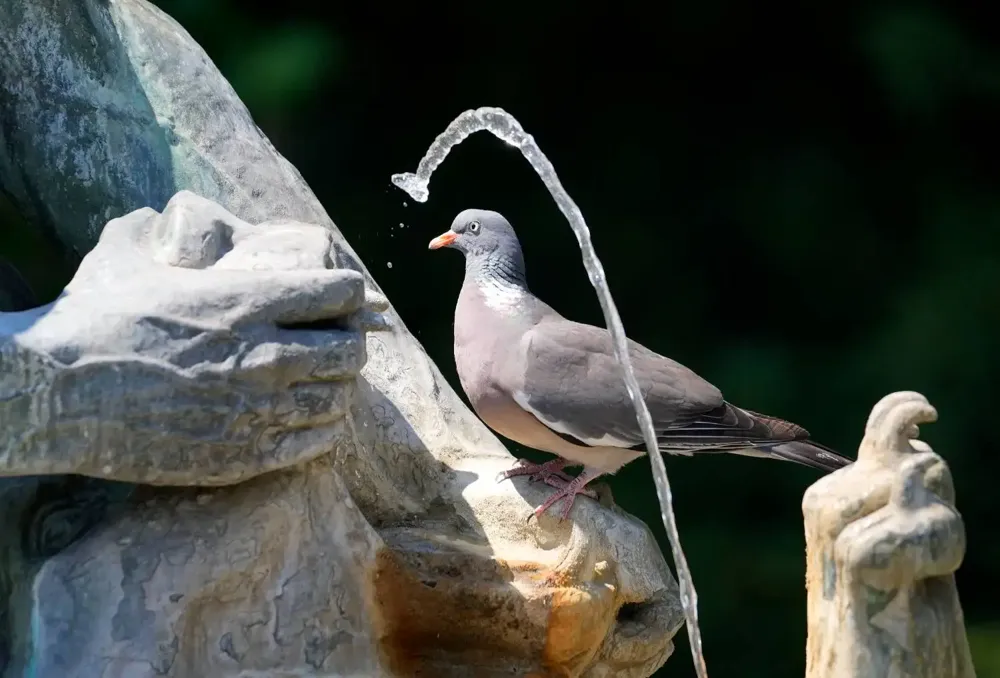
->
[[803, 391, 976, 678]]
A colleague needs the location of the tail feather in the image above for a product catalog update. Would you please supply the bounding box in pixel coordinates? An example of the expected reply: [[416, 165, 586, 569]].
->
[[767, 440, 852, 473], [738, 407, 853, 472], [633, 401, 853, 473]]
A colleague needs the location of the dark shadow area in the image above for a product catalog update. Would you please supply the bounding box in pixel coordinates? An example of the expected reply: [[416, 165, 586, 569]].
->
[[278, 317, 352, 332], [0, 260, 35, 314], [0, 193, 75, 311]]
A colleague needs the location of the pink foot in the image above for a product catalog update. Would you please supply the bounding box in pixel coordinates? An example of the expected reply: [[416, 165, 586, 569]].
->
[[532, 469, 604, 521], [496, 457, 576, 485]]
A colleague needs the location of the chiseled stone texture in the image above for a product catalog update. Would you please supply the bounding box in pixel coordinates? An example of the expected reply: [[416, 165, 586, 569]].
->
[[30, 465, 384, 677], [1, 192, 367, 485]]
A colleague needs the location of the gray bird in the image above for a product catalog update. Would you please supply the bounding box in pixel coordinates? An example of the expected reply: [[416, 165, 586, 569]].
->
[[429, 208, 852, 520]]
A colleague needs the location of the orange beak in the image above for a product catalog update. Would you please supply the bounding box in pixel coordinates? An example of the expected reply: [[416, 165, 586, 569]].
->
[[428, 231, 457, 250]]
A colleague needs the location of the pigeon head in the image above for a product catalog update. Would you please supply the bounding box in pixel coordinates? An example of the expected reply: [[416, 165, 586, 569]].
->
[[429, 209, 520, 257], [429, 209, 527, 284]]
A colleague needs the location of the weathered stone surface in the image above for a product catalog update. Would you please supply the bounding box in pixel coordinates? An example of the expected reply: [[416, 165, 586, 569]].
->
[[0, 0, 683, 676], [802, 391, 976, 678], [1, 191, 367, 485], [28, 463, 386, 678]]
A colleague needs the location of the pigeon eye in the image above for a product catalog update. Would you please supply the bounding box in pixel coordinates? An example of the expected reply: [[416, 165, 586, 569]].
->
[[468, 221, 481, 233]]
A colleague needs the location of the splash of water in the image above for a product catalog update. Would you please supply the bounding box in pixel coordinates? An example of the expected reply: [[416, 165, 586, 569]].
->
[[391, 106, 708, 678]]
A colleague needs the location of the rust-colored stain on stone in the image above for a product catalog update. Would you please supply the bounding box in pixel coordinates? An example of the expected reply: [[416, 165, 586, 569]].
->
[[371, 547, 546, 676], [542, 585, 616, 675], [369, 546, 620, 677], [540, 568, 576, 589]]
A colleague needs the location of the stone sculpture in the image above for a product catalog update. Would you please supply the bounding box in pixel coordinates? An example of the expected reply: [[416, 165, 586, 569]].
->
[[0, 1, 682, 676], [802, 391, 976, 678]]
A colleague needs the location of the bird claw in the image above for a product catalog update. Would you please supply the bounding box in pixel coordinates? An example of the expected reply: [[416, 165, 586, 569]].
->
[[528, 475, 600, 522], [497, 459, 600, 522], [530, 467, 576, 484], [496, 457, 574, 485], [539, 474, 597, 497]]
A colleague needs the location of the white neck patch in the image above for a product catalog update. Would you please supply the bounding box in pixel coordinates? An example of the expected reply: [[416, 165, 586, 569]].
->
[[478, 278, 527, 314]]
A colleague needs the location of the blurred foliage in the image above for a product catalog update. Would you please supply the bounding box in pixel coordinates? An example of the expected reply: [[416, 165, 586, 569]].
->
[[4, 0, 1000, 675], [969, 625, 1000, 677]]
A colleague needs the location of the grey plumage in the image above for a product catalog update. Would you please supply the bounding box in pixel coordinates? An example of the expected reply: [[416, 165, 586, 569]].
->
[[429, 208, 852, 519]]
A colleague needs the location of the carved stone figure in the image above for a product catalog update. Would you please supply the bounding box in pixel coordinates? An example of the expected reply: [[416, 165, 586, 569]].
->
[[802, 391, 976, 678], [0, 1, 682, 676]]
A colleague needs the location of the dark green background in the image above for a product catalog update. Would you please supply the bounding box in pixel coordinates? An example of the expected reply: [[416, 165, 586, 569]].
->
[[3, 1, 999, 675]]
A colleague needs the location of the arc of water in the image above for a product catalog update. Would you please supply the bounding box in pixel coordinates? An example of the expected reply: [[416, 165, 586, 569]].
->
[[391, 106, 708, 678]]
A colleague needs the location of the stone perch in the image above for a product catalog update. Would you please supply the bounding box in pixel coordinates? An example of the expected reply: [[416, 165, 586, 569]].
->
[[0, 1, 682, 676], [802, 391, 976, 678]]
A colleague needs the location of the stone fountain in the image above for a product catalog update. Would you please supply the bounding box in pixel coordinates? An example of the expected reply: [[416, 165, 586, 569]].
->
[[0, 2, 977, 677]]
